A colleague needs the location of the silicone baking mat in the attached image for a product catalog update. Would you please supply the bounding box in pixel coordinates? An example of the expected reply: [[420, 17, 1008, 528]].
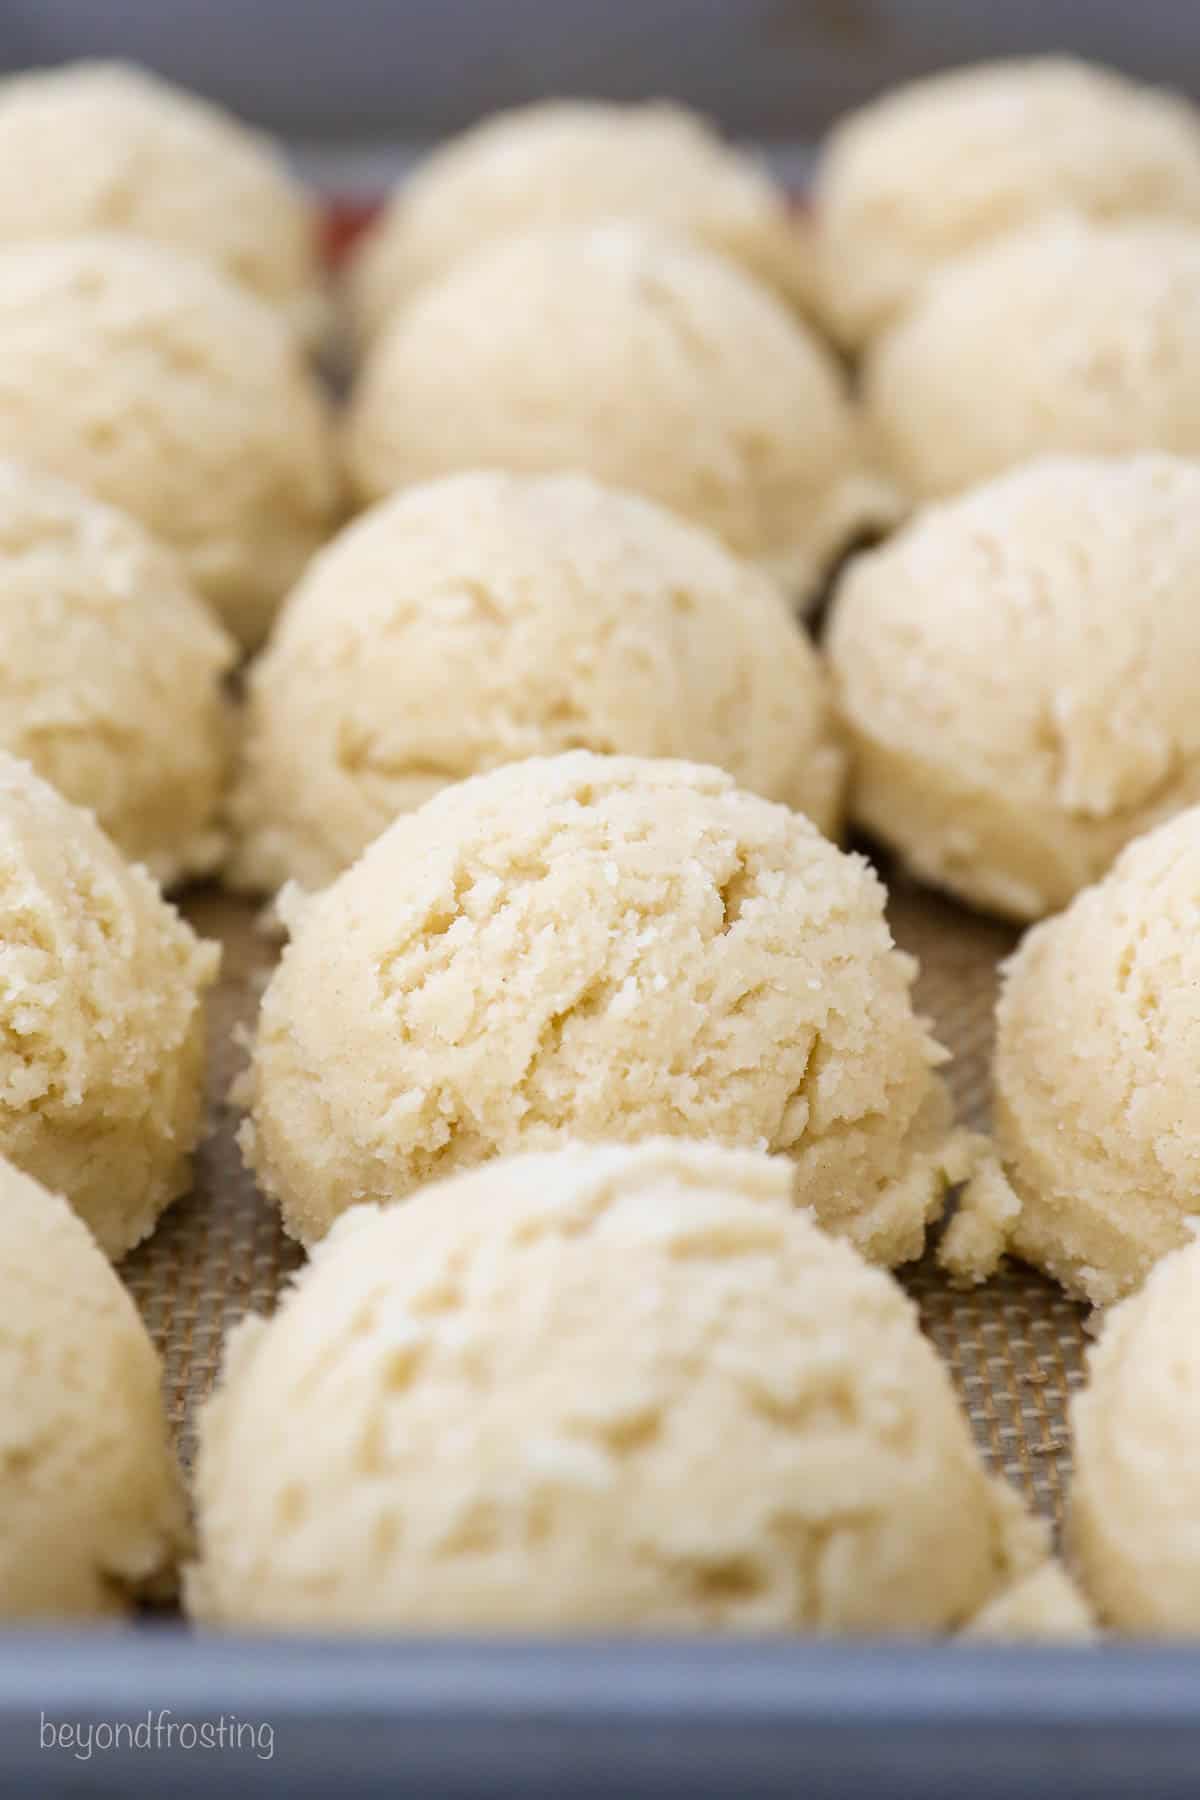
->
[[120, 871, 1091, 1530]]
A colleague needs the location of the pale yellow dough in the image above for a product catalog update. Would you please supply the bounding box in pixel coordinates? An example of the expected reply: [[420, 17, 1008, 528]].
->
[[0, 233, 338, 649], [0, 61, 324, 340], [231, 471, 845, 894], [963, 1562, 1096, 1643], [190, 1139, 1050, 1633], [0, 460, 234, 887], [344, 224, 895, 609], [1070, 1238, 1200, 1632], [243, 751, 960, 1260], [814, 57, 1200, 348], [348, 99, 809, 344], [947, 809, 1200, 1306], [0, 753, 219, 1259], [828, 456, 1200, 921], [0, 1158, 186, 1617], [864, 219, 1200, 504]]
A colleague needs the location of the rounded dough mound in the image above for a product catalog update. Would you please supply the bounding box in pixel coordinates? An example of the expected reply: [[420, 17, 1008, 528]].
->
[[190, 1139, 1046, 1633], [828, 455, 1200, 921], [0, 753, 220, 1259], [230, 471, 846, 894], [348, 99, 808, 344], [1070, 1238, 1200, 1632], [344, 224, 895, 608], [0, 1158, 186, 1618], [863, 219, 1200, 503], [243, 751, 959, 1261], [814, 57, 1200, 348], [0, 61, 323, 339], [972, 809, 1200, 1306], [0, 460, 235, 888], [0, 233, 338, 650]]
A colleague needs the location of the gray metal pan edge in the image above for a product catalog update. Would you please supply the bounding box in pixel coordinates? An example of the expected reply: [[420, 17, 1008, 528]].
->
[[1, 1634, 1198, 1797]]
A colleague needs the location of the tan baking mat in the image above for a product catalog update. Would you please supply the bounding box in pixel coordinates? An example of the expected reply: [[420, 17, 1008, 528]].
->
[[121, 872, 1091, 1532]]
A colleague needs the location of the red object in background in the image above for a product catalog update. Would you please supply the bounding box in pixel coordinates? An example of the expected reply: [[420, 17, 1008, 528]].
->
[[321, 198, 381, 268]]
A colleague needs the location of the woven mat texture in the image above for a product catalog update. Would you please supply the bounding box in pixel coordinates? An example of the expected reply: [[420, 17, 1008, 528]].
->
[[121, 874, 1091, 1532]]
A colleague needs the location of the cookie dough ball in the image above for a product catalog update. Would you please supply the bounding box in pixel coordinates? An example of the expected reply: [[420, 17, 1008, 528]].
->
[[864, 219, 1200, 503], [0, 62, 323, 340], [0, 460, 235, 887], [814, 58, 1200, 349], [828, 456, 1200, 921], [230, 471, 845, 894], [348, 99, 807, 345], [1070, 1239, 1200, 1632], [964, 1561, 1096, 1643], [345, 224, 894, 608], [0, 234, 338, 649], [0, 753, 219, 1259], [0, 1158, 186, 1617], [243, 751, 960, 1260], [190, 1138, 1048, 1633], [949, 809, 1200, 1307]]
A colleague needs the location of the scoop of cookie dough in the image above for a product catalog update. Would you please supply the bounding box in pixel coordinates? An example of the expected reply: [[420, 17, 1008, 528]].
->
[[0, 460, 234, 888], [0, 1157, 186, 1617], [190, 1139, 1050, 1633], [814, 58, 1200, 348], [0, 61, 324, 342], [230, 471, 845, 894], [863, 219, 1200, 504], [943, 808, 1200, 1306], [0, 233, 338, 649], [1070, 1237, 1200, 1632], [828, 455, 1200, 921], [345, 224, 894, 608], [348, 99, 808, 344], [963, 1561, 1096, 1643], [0, 753, 219, 1259], [243, 751, 960, 1260]]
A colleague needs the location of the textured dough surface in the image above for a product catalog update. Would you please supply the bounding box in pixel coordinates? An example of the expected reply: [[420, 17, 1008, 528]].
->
[[814, 57, 1200, 347], [0, 753, 219, 1259], [828, 456, 1200, 920], [243, 751, 958, 1260], [345, 224, 895, 607], [0, 1158, 186, 1617], [231, 471, 845, 893], [0, 460, 234, 887], [968, 809, 1200, 1306], [348, 99, 809, 343], [1070, 1238, 1200, 1632], [191, 1139, 1044, 1633], [864, 219, 1200, 503], [0, 233, 338, 649], [0, 62, 323, 340]]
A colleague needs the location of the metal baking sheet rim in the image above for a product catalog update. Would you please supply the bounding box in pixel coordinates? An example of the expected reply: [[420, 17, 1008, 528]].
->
[[4, 1631, 1200, 1795]]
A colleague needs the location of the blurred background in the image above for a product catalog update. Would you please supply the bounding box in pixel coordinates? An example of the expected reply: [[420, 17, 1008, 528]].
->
[[1, 0, 1195, 161]]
